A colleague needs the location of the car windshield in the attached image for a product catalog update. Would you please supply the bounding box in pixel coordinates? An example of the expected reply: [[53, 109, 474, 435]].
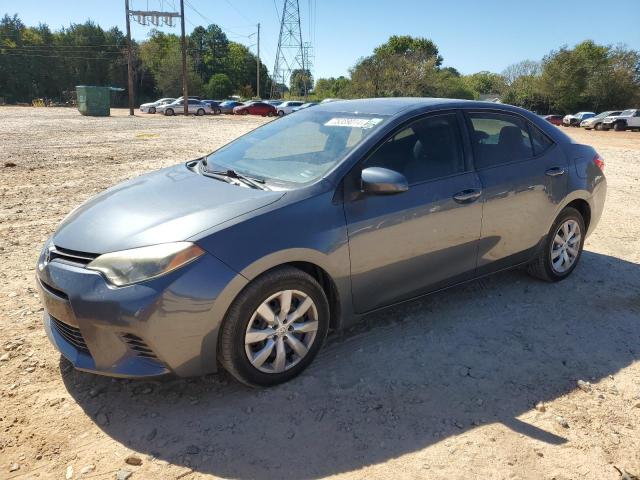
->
[[204, 109, 388, 186]]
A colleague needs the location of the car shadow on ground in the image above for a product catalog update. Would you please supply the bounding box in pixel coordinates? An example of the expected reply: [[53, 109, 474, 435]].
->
[[61, 250, 640, 479]]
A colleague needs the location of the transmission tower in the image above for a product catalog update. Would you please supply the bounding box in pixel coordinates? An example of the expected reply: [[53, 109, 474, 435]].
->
[[270, 0, 309, 99]]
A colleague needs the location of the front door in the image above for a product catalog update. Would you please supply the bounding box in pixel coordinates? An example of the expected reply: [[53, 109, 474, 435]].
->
[[344, 111, 483, 313]]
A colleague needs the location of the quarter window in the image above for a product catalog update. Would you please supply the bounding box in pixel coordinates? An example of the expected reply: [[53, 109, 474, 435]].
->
[[364, 113, 465, 184], [529, 124, 554, 155], [468, 112, 534, 168]]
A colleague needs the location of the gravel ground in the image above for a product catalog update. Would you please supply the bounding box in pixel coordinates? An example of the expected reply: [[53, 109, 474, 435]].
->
[[0, 107, 639, 480]]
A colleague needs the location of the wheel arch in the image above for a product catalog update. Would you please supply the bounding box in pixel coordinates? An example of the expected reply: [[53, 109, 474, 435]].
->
[[240, 258, 345, 332]]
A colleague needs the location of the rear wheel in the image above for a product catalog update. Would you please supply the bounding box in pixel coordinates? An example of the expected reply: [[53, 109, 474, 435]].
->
[[527, 207, 585, 282], [218, 267, 330, 387]]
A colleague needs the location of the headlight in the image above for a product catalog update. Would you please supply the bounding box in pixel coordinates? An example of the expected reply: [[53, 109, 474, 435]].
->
[[87, 242, 205, 287]]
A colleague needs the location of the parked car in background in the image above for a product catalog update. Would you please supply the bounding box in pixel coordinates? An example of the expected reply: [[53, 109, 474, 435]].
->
[[563, 111, 595, 127], [580, 111, 622, 130], [233, 101, 277, 117], [219, 100, 244, 114], [320, 98, 340, 103], [601, 109, 640, 131], [37, 98, 606, 386], [291, 102, 318, 113], [156, 99, 212, 116], [543, 114, 563, 126], [139, 98, 175, 114], [276, 101, 304, 116], [202, 100, 222, 115], [266, 100, 283, 106]]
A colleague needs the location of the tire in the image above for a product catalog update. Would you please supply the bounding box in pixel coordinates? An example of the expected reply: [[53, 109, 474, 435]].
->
[[527, 207, 586, 282], [197, 108, 205, 116], [165, 108, 174, 116], [218, 266, 330, 387], [267, 111, 274, 117], [216, 108, 222, 115], [613, 122, 626, 131], [149, 107, 156, 114], [277, 110, 285, 117], [594, 123, 603, 131]]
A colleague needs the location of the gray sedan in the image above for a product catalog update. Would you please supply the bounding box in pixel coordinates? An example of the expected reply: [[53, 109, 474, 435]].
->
[[37, 98, 606, 386]]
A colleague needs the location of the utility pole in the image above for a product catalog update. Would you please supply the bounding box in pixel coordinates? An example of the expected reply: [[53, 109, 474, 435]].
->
[[124, 0, 134, 116], [125, 3, 181, 115], [179, 0, 188, 115], [256, 23, 260, 99]]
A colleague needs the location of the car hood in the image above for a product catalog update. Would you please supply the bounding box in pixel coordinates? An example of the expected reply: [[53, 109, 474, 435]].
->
[[53, 164, 285, 253]]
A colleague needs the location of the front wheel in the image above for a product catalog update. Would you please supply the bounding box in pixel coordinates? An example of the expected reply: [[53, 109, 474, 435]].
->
[[277, 110, 285, 117], [196, 108, 205, 116], [595, 123, 603, 131], [149, 107, 156, 114], [218, 267, 330, 387], [614, 122, 626, 131], [164, 108, 174, 116], [527, 207, 585, 282]]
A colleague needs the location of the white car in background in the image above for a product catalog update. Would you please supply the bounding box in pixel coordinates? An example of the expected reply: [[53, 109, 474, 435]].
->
[[601, 109, 640, 131], [156, 99, 212, 116], [562, 111, 595, 127], [139, 98, 175, 114], [276, 101, 304, 116]]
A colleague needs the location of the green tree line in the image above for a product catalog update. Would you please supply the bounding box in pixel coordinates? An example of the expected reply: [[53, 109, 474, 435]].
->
[[2, 13, 639, 113], [314, 36, 640, 114], [0, 14, 269, 104]]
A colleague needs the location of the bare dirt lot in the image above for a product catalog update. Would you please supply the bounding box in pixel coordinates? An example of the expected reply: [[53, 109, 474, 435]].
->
[[1, 106, 639, 480]]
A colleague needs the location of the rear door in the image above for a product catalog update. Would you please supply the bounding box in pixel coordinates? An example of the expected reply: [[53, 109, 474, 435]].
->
[[465, 110, 568, 273], [344, 111, 483, 312]]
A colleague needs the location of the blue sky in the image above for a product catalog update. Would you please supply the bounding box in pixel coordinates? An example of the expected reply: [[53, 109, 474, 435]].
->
[[5, 0, 640, 79]]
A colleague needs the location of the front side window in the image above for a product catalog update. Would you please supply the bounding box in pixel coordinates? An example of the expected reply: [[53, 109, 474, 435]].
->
[[364, 113, 465, 184], [205, 110, 388, 186], [468, 112, 534, 168]]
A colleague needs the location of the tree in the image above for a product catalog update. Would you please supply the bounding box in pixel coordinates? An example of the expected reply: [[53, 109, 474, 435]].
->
[[290, 69, 313, 96], [463, 71, 506, 96], [314, 76, 351, 98], [205, 73, 232, 99], [373, 35, 442, 67]]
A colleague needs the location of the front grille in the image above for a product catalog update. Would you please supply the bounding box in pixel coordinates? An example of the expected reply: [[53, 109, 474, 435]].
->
[[122, 334, 158, 359], [49, 246, 98, 267], [51, 316, 90, 353]]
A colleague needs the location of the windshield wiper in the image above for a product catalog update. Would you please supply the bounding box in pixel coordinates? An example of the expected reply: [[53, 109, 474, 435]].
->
[[210, 170, 268, 190]]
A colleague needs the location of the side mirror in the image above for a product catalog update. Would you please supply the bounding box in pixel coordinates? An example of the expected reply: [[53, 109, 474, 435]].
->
[[361, 167, 409, 195]]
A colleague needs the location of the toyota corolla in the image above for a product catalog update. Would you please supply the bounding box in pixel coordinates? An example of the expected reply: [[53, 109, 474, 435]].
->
[[37, 98, 606, 386]]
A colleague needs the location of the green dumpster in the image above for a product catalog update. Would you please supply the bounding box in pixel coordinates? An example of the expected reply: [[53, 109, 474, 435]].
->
[[76, 86, 111, 117]]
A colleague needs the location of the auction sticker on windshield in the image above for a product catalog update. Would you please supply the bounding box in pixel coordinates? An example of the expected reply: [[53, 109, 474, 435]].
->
[[325, 117, 384, 129]]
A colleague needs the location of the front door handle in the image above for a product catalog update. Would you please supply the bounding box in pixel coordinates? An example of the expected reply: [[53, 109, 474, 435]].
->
[[453, 189, 482, 204], [545, 167, 566, 177]]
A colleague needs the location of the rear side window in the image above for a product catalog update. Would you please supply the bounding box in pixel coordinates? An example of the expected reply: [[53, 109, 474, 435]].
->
[[529, 124, 554, 155], [467, 112, 533, 168]]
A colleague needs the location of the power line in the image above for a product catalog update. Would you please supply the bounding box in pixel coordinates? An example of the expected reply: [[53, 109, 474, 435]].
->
[[183, 0, 252, 38], [0, 52, 120, 60]]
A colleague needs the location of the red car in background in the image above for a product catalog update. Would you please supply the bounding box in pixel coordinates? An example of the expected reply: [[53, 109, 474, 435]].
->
[[233, 102, 277, 117], [543, 114, 563, 126]]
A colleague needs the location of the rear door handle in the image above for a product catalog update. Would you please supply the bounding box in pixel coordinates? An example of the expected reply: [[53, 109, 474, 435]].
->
[[453, 189, 482, 204], [545, 167, 566, 177]]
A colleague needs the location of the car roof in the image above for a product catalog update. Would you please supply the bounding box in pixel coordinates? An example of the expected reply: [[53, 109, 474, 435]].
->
[[313, 97, 521, 116]]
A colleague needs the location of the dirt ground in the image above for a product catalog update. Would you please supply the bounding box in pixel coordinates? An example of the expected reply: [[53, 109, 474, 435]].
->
[[0, 106, 639, 480]]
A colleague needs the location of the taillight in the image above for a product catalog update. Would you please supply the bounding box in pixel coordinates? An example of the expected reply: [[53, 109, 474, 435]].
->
[[593, 154, 605, 172]]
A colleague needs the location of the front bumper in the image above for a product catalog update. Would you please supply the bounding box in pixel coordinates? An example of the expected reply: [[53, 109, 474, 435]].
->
[[37, 251, 246, 378]]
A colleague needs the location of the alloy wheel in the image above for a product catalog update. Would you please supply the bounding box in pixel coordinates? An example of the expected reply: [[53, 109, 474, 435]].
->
[[244, 290, 319, 373], [550, 219, 581, 274]]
